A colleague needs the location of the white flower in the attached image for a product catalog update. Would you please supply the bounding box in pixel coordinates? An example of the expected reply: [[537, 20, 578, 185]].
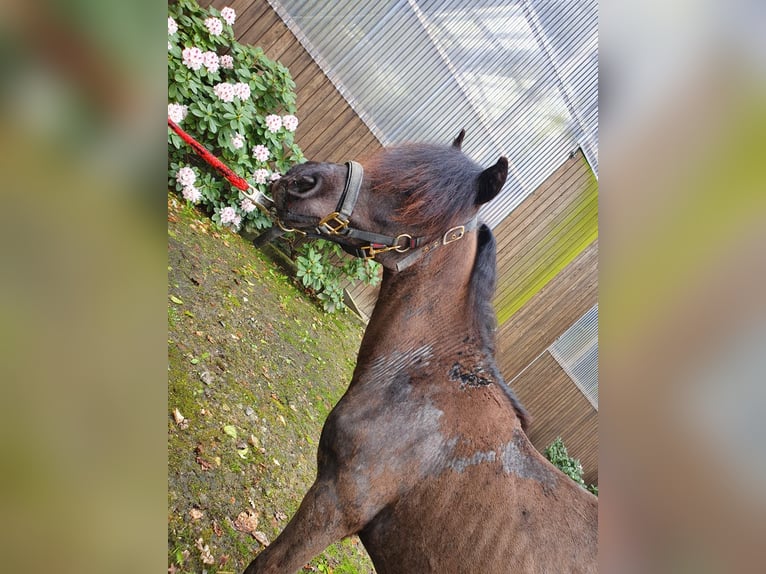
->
[[168, 41, 172, 51], [219, 206, 242, 229], [202, 51, 219, 74], [265, 114, 282, 133], [231, 133, 245, 150], [204, 17, 223, 36], [168, 17, 178, 36], [270, 172, 282, 182], [182, 185, 202, 203], [253, 169, 270, 184], [182, 47, 204, 71], [213, 82, 236, 103], [240, 198, 256, 213], [176, 166, 196, 187], [282, 115, 298, 132], [233, 82, 250, 100], [252, 145, 270, 162], [168, 103, 188, 123], [221, 7, 236, 26], [220, 54, 234, 69]]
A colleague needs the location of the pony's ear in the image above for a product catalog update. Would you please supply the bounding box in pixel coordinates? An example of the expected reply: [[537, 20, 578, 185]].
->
[[476, 156, 508, 205], [452, 129, 466, 150]]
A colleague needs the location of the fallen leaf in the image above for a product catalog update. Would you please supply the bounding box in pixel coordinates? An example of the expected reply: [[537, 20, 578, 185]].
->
[[213, 519, 223, 537], [248, 434, 260, 448], [253, 531, 270, 546], [274, 510, 287, 522], [195, 538, 215, 565], [189, 508, 204, 521], [172, 408, 189, 430], [233, 510, 259, 533], [170, 295, 184, 305], [223, 425, 238, 439], [236, 445, 249, 459], [195, 456, 213, 471]]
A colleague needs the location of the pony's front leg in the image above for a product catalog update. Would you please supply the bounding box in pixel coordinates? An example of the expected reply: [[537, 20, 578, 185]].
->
[[242, 479, 354, 574]]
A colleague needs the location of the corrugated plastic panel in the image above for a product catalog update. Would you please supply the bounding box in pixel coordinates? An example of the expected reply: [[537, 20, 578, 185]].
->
[[267, 0, 598, 228], [548, 304, 598, 409]]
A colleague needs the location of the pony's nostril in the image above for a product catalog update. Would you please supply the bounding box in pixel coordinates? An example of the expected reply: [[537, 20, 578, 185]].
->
[[289, 174, 319, 197]]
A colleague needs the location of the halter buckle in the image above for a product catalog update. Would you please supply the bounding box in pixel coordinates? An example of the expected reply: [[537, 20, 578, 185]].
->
[[360, 234, 413, 260], [443, 225, 466, 245], [317, 212, 349, 235]]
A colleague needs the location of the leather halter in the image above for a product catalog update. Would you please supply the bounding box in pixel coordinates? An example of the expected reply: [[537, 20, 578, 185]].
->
[[268, 161, 479, 272]]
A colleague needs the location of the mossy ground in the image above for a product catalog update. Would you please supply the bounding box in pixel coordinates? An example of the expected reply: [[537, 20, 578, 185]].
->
[[168, 193, 375, 573]]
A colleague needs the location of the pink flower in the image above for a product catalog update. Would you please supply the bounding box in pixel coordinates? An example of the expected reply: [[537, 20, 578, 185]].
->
[[233, 82, 250, 100], [220, 55, 234, 69], [213, 82, 236, 103], [265, 114, 282, 133], [202, 51, 219, 73], [253, 169, 269, 184], [168, 103, 188, 123], [182, 47, 204, 71], [176, 166, 196, 187], [221, 7, 236, 26], [282, 115, 298, 132], [252, 145, 270, 162], [204, 17, 223, 37], [270, 172, 282, 182], [240, 198, 256, 213], [231, 133, 245, 150], [182, 185, 202, 203], [219, 206, 241, 228], [168, 17, 178, 36]]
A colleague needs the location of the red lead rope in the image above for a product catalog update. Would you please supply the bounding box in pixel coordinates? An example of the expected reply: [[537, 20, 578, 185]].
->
[[168, 118, 250, 192]]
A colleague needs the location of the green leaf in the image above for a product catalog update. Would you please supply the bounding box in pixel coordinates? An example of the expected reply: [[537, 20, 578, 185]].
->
[[170, 295, 184, 305], [223, 425, 238, 439]]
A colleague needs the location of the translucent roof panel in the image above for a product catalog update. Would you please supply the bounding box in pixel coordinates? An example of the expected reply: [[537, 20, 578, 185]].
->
[[549, 304, 598, 409]]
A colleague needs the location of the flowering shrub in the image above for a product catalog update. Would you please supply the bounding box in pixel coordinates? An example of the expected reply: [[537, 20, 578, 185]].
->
[[168, 0, 303, 234], [168, 0, 381, 313]]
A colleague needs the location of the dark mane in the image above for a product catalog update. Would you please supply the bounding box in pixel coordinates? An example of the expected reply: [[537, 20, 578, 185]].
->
[[366, 143, 483, 235], [471, 224, 530, 431]]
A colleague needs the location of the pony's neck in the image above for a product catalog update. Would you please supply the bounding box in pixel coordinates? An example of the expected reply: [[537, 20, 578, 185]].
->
[[356, 233, 481, 365]]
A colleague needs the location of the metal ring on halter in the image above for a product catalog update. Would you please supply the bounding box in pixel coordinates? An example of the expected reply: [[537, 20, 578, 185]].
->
[[276, 218, 307, 236], [241, 185, 275, 215]]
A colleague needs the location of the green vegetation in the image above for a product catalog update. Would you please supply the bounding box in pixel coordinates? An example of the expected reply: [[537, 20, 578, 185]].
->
[[168, 193, 374, 572], [544, 437, 598, 496]]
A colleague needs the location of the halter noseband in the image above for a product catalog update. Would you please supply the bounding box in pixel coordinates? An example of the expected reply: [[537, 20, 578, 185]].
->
[[264, 161, 478, 272]]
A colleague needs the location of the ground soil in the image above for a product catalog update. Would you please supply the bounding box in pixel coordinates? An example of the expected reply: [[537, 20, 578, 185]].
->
[[168, 193, 375, 573]]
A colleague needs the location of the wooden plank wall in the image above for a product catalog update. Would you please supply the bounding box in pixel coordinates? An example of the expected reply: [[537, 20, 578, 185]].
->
[[201, 0, 383, 162], [510, 352, 598, 485], [197, 0, 598, 484]]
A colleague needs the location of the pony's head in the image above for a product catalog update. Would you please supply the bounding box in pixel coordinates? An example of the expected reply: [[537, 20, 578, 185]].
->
[[271, 130, 507, 269]]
